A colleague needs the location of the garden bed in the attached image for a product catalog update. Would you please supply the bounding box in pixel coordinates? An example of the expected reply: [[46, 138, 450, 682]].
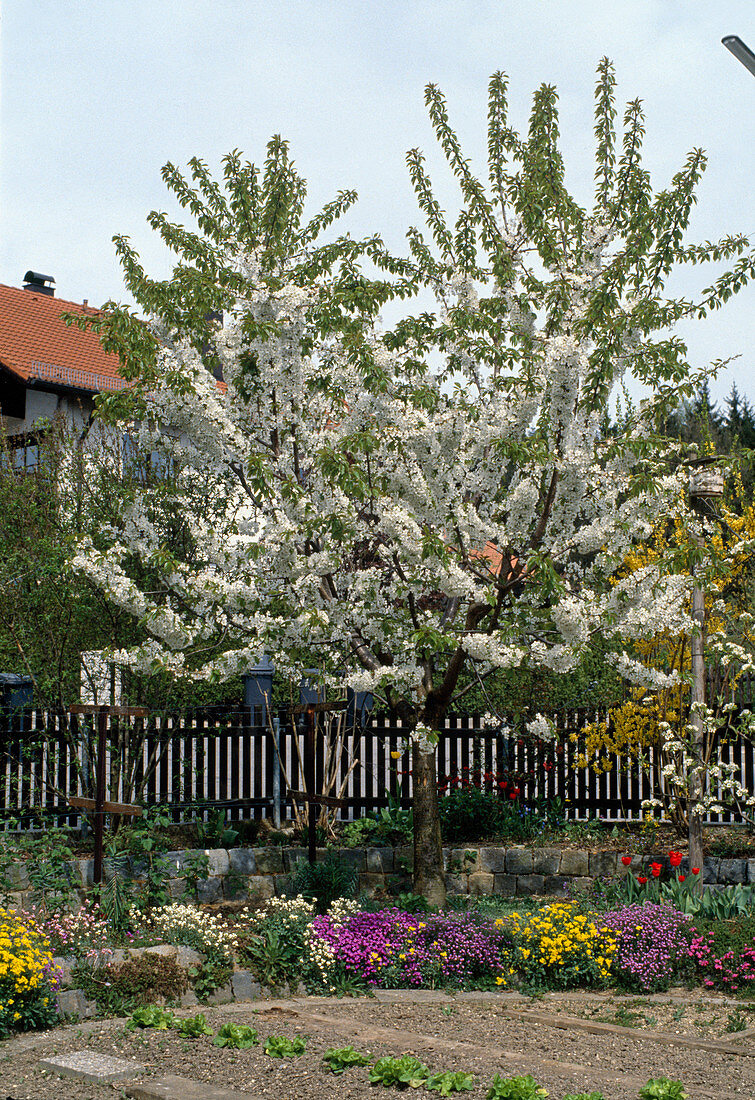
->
[[5, 991, 755, 1100]]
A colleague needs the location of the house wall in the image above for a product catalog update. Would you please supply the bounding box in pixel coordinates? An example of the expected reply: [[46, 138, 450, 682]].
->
[[2, 386, 93, 437]]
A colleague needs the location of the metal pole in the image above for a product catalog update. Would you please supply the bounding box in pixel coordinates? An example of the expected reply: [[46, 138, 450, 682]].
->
[[93, 706, 109, 885], [272, 716, 281, 829]]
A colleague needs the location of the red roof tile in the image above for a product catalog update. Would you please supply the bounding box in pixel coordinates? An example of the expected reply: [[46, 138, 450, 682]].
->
[[0, 283, 124, 394]]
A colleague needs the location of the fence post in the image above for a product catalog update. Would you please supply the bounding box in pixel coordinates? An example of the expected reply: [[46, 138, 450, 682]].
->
[[272, 716, 282, 828]]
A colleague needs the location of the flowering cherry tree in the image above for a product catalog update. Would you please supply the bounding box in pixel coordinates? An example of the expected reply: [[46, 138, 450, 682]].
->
[[78, 63, 755, 901]]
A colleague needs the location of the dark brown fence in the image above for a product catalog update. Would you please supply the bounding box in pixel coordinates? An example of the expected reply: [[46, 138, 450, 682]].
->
[[0, 700, 753, 829]]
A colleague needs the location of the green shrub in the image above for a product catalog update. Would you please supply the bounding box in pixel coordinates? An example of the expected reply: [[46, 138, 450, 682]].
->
[[439, 788, 504, 843], [73, 952, 187, 1015], [693, 913, 755, 960], [340, 802, 413, 848], [236, 896, 314, 990], [289, 850, 357, 913]]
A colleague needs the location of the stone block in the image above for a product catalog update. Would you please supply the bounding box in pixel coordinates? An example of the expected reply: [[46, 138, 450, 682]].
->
[[559, 850, 589, 876], [196, 877, 222, 904], [333, 848, 367, 872], [719, 858, 747, 884], [358, 872, 385, 897], [205, 981, 234, 1005], [273, 873, 290, 895], [516, 874, 545, 896], [179, 990, 199, 1008], [589, 851, 618, 878], [130, 857, 150, 880], [543, 875, 571, 896], [7, 861, 29, 890], [206, 848, 230, 876], [444, 874, 467, 895], [456, 848, 480, 871], [395, 845, 414, 871], [747, 859, 755, 885], [231, 970, 261, 1001], [175, 946, 202, 970], [77, 859, 95, 887], [53, 956, 75, 988], [123, 1075, 255, 1100], [144, 944, 177, 959], [167, 878, 185, 900], [571, 876, 592, 893], [243, 875, 275, 904], [492, 873, 516, 897], [252, 847, 285, 874], [283, 847, 308, 871], [703, 857, 720, 884], [505, 848, 534, 874], [479, 847, 508, 874], [39, 1050, 144, 1082], [228, 848, 256, 875], [366, 847, 394, 873], [532, 848, 561, 876], [56, 989, 90, 1020], [468, 872, 494, 896]]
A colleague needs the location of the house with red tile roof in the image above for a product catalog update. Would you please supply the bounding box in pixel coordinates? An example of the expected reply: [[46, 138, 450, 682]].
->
[[0, 272, 125, 461]]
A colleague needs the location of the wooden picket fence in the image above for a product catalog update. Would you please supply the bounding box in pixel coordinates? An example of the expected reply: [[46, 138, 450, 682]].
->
[[0, 698, 754, 829]]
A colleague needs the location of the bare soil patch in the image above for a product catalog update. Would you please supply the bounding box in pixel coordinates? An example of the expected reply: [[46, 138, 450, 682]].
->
[[3, 991, 754, 1100]]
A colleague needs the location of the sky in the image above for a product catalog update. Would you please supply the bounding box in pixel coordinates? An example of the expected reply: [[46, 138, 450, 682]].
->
[[3, 0, 755, 408]]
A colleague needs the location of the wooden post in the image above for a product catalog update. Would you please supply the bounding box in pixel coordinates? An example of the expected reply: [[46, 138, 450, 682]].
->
[[70, 704, 148, 886]]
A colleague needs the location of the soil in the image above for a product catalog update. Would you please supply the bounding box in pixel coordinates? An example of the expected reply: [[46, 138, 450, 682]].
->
[[4, 989, 755, 1100]]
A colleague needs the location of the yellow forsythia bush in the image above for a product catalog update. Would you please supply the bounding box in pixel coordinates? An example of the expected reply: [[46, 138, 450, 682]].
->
[[496, 902, 618, 991], [0, 908, 60, 1036]]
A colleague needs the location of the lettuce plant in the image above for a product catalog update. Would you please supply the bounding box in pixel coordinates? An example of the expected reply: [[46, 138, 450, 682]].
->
[[369, 1055, 430, 1088], [264, 1034, 306, 1057], [322, 1046, 371, 1074], [213, 1023, 259, 1049]]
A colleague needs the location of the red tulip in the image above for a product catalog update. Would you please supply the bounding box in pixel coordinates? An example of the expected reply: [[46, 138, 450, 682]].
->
[[637, 875, 648, 885], [678, 874, 686, 883], [651, 862, 662, 878], [669, 851, 683, 868], [621, 855, 632, 866], [691, 867, 700, 875]]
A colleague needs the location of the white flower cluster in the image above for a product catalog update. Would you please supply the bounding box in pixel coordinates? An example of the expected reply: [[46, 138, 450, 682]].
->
[[138, 902, 237, 963], [525, 713, 555, 742]]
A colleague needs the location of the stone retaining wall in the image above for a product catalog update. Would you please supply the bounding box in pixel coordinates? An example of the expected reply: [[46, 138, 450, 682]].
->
[[6, 845, 755, 911], [53, 942, 262, 1019]]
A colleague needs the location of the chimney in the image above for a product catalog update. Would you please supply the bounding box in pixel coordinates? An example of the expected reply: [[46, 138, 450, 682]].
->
[[23, 271, 55, 296]]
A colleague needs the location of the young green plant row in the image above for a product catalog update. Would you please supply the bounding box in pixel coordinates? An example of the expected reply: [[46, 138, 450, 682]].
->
[[125, 1009, 687, 1099]]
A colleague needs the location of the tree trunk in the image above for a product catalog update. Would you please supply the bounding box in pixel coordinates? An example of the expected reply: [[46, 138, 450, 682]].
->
[[412, 744, 446, 906]]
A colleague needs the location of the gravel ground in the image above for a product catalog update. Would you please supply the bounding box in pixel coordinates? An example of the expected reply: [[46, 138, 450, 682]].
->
[[2, 992, 754, 1099]]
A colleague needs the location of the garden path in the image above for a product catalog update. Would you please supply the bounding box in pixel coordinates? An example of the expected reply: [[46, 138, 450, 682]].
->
[[2, 991, 754, 1099]]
